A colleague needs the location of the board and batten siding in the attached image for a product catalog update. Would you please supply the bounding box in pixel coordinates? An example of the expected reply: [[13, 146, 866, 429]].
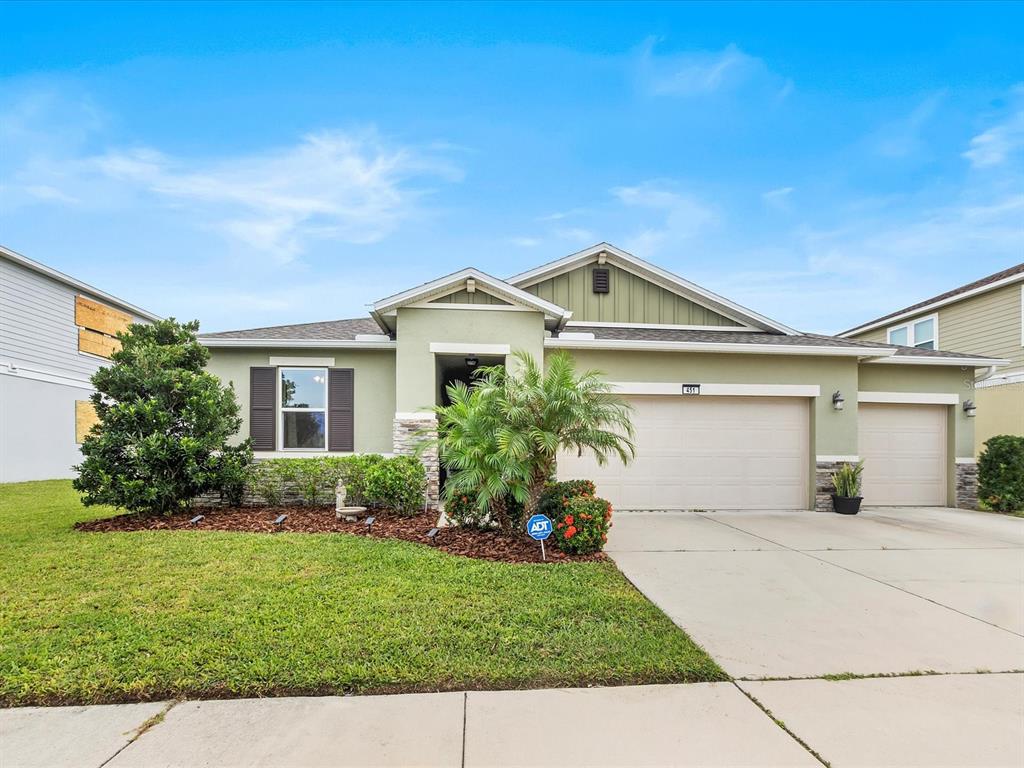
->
[[521, 263, 742, 326], [851, 281, 1024, 371]]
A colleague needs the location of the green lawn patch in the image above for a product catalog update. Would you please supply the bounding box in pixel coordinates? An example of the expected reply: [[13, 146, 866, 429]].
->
[[0, 481, 724, 706]]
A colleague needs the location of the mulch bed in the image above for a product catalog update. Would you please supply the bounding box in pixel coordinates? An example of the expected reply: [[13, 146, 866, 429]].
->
[[75, 506, 605, 564]]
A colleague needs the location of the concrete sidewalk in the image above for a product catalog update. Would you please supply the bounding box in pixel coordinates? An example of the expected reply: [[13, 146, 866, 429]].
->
[[4, 675, 1023, 767], [2, 683, 819, 768]]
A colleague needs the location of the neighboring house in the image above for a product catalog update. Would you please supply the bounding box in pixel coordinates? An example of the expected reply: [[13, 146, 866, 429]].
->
[[0, 245, 159, 482], [840, 264, 1023, 456], [201, 243, 1006, 513]]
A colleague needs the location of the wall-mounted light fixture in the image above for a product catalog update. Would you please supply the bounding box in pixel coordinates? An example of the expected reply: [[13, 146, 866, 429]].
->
[[963, 399, 977, 417], [465, 356, 479, 368], [832, 391, 845, 411]]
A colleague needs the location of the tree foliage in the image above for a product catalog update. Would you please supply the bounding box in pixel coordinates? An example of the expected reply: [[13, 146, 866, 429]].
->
[[435, 350, 634, 532], [73, 319, 250, 515]]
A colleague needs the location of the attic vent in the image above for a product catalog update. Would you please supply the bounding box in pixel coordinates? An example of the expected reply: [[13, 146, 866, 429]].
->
[[592, 268, 610, 294]]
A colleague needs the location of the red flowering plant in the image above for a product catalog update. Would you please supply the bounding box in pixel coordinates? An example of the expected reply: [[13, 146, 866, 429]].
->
[[552, 494, 613, 555], [538, 479, 596, 519]]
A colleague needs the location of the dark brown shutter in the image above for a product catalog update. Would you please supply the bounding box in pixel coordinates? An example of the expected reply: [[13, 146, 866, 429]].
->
[[328, 368, 354, 452], [592, 267, 610, 293], [249, 367, 277, 450]]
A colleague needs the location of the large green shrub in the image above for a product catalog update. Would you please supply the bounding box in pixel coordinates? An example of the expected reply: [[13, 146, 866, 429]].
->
[[979, 435, 1024, 512], [217, 444, 255, 506], [552, 494, 613, 555], [363, 456, 427, 516], [73, 319, 250, 515]]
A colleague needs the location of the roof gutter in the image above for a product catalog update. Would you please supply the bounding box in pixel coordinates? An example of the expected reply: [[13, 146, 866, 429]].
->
[[863, 355, 1009, 367], [199, 338, 397, 349]]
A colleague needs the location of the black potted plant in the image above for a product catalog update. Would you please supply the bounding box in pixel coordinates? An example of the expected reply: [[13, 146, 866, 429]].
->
[[831, 461, 864, 515]]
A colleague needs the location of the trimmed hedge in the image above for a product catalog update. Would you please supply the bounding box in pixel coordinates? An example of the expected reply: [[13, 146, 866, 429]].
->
[[553, 495, 613, 555], [538, 479, 596, 519], [979, 435, 1024, 512], [244, 455, 424, 512]]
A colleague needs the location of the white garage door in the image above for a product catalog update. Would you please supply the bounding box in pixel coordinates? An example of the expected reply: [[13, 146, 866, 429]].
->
[[859, 403, 947, 506], [557, 396, 809, 511]]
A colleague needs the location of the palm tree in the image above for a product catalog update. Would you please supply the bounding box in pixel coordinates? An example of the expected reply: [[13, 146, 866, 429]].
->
[[435, 350, 635, 532]]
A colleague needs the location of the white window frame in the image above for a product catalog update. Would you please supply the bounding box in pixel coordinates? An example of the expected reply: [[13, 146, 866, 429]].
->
[[887, 313, 938, 350], [278, 367, 328, 452]]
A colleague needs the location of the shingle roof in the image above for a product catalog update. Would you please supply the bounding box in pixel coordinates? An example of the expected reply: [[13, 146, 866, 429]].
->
[[563, 325, 1000, 360], [839, 262, 1024, 335], [200, 317, 381, 340]]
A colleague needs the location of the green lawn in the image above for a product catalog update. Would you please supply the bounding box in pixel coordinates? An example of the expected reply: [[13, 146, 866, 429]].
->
[[0, 481, 724, 706]]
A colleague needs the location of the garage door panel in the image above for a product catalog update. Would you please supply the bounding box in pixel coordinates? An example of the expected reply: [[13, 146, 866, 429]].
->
[[557, 396, 809, 511], [859, 403, 947, 507]]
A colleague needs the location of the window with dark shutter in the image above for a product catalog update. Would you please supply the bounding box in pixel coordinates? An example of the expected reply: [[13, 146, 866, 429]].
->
[[249, 367, 277, 450], [592, 267, 610, 293], [328, 368, 355, 452]]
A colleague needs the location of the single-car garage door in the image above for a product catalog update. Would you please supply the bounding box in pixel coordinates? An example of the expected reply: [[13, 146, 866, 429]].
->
[[859, 403, 947, 506], [557, 395, 809, 510]]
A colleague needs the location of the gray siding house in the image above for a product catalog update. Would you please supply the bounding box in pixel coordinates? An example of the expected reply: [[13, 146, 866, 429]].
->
[[0, 245, 159, 482]]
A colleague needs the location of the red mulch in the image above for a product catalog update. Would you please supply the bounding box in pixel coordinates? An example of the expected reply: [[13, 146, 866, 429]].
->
[[74, 506, 605, 564]]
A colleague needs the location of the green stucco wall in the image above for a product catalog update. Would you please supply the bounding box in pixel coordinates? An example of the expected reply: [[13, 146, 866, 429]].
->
[[858, 364, 976, 459], [523, 263, 742, 326], [556, 349, 860, 457], [205, 347, 396, 453], [394, 307, 545, 412]]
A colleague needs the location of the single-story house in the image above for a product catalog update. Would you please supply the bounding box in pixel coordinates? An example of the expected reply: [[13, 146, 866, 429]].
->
[[201, 243, 1007, 512], [1, 245, 160, 482]]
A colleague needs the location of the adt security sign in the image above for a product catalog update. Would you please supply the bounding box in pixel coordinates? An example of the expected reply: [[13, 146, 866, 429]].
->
[[527, 513, 553, 560]]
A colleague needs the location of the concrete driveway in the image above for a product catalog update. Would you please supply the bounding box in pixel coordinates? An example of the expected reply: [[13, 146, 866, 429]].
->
[[609, 506, 1024, 766]]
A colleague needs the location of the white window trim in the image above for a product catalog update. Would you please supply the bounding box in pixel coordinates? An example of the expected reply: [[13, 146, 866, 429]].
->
[[887, 313, 938, 350], [278, 367, 328, 452]]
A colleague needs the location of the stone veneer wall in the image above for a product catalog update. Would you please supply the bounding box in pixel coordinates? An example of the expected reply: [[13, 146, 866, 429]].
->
[[393, 415, 440, 511], [955, 461, 979, 510], [814, 460, 850, 513]]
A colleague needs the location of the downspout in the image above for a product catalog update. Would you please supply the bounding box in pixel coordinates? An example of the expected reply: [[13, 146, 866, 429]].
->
[[974, 365, 998, 384]]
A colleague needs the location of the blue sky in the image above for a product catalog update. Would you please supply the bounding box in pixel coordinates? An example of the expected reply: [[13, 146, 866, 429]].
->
[[2, 1, 1022, 334]]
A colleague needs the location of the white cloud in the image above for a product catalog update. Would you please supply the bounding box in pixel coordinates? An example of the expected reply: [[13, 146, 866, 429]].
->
[[553, 227, 596, 244], [611, 181, 715, 255], [638, 39, 790, 99], [761, 186, 794, 210], [85, 131, 461, 260], [508, 236, 542, 247], [963, 87, 1024, 169], [870, 92, 945, 158]]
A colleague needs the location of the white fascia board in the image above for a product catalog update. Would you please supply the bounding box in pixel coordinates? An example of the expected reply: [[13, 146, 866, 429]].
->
[[565, 320, 763, 332], [610, 382, 821, 397], [200, 338, 397, 349], [507, 242, 798, 335], [864, 355, 1009, 367], [838, 271, 1024, 337], [429, 342, 511, 355], [1, 244, 162, 322], [545, 337, 895, 358], [858, 391, 960, 405], [372, 267, 571, 321], [974, 370, 1024, 388]]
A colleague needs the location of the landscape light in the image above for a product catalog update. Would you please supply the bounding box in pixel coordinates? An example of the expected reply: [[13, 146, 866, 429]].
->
[[189, 514, 204, 525], [426, 527, 439, 544], [274, 514, 287, 525], [365, 516, 376, 532]]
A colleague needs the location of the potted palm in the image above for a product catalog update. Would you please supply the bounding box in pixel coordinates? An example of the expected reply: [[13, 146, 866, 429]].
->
[[831, 461, 864, 515]]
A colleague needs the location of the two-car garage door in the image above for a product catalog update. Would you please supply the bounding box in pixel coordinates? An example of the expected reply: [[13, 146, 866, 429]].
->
[[557, 396, 809, 511]]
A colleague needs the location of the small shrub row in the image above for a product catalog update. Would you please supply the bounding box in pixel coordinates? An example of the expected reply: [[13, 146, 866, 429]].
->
[[243, 455, 426, 515], [979, 435, 1024, 513]]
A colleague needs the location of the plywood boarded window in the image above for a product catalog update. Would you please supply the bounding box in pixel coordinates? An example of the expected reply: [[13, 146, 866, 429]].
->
[[75, 400, 100, 444], [76, 296, 132, 359]]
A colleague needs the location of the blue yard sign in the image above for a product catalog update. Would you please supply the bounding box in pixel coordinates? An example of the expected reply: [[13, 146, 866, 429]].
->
[[527, 513, 553, 561], [527, 514, 552, 540]]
